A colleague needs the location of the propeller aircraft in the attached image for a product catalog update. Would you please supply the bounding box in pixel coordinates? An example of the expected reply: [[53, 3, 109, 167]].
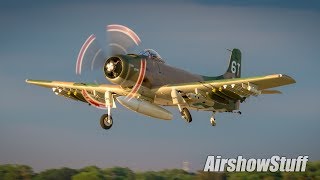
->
[[26, 24, 296, 130]]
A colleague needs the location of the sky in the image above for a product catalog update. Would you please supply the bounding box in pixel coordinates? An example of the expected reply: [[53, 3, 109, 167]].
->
[[0, 0, 320, 172]]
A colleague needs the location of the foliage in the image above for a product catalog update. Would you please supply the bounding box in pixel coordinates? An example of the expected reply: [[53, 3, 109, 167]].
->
[[103, 167, 135, 179], [136, 169, 195, 180], [0, 161, 320, 180], [33, 167, 78, 180], [72, 171, 105, 180], [0, 164, 34, 180]]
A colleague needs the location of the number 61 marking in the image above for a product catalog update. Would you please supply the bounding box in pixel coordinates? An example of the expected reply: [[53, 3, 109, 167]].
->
[[231, 61, 240, 76]]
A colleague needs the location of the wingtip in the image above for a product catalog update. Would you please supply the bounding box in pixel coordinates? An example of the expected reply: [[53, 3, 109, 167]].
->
[[279, 74, 296, 84], [25, 79, 35, 84]]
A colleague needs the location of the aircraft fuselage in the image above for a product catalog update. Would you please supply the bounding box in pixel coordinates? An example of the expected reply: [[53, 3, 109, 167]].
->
[[104, 54, 238, 112]]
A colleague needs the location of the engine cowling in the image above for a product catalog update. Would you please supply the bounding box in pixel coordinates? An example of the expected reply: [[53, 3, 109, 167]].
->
[[104, 55, 150, 90], [103, 56, 135, 87]]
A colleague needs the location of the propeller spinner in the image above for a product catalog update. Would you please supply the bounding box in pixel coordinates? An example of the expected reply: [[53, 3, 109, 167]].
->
[[104, 56, 123, 79]]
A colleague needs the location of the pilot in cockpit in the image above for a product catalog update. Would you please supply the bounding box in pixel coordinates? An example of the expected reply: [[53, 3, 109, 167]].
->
[[139, 49, 165, 63]]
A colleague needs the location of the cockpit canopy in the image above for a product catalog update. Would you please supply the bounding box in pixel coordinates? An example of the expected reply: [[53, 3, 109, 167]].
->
[[139, 49, 165, 63]]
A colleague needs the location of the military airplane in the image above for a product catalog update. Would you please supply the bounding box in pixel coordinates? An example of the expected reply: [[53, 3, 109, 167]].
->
[[26, 24, 296, 130]]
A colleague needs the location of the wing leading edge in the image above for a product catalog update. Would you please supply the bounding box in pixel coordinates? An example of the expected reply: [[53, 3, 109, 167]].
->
[[26, 79, 126, 95], [26, 79, 128, 109]]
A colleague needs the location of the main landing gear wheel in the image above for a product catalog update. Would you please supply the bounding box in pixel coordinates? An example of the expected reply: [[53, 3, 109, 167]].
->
[[181, 108, 192, 123], [100, 114, 113, 130]]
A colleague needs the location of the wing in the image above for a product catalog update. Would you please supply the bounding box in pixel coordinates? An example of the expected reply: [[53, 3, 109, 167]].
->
[[153, 74, 295, 102], [26, 79, 128, 109]]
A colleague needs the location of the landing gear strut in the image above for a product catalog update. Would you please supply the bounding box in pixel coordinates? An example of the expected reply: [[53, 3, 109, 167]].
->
[[181, 107, 192, 123], [210, 112, 216, 126], [171, 89, 192, 123], [100, 91, 115, 130], [100, 114, 113, 129]]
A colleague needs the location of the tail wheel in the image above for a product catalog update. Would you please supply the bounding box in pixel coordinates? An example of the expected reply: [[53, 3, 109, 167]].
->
[[100, 114, 113, 130], [181, 108, 192, 123], [210, 117, 216, 126]]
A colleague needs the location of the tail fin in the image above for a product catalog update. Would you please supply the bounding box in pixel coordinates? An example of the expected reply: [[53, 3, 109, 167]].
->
[[224, 48, 241, 79]]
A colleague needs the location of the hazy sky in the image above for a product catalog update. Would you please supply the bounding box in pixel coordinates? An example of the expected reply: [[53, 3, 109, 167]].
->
[[0, 0, 320, 172]]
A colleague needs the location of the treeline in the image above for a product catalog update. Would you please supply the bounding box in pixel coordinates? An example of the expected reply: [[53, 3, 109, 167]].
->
[[0, 161, 320, 180]]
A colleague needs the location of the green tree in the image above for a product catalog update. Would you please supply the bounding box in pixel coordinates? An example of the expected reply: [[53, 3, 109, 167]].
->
[[33, 167, 77, 180], [73, 165, 105, 180], [0, 164, 34, 180], [1, 161, 320, 179], [136, 171, 165, 180], [79, 166, 102, 173], [103, 167, 135, 179], [158, 169, 195, 180], [196, 171, 226, 180], [72, 171, 105, 180], [136, 169, 195, 180]]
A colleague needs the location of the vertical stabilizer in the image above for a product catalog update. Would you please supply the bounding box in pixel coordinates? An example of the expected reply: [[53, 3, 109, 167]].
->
[[224, 48, 241, 79]]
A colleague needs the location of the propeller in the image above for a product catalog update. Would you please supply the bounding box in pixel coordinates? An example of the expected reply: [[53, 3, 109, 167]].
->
[[107, 24, 141, 55], [75, 24, 141, 77], [75, 24, 144, 105]]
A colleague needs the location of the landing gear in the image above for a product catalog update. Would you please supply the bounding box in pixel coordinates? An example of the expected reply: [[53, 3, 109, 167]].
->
[[210, 112, 216, 126], [181, 107, 192, 123], [171, 89, 192, 123], [100, 91, 115, 130], [100, 114, 113, 129]]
